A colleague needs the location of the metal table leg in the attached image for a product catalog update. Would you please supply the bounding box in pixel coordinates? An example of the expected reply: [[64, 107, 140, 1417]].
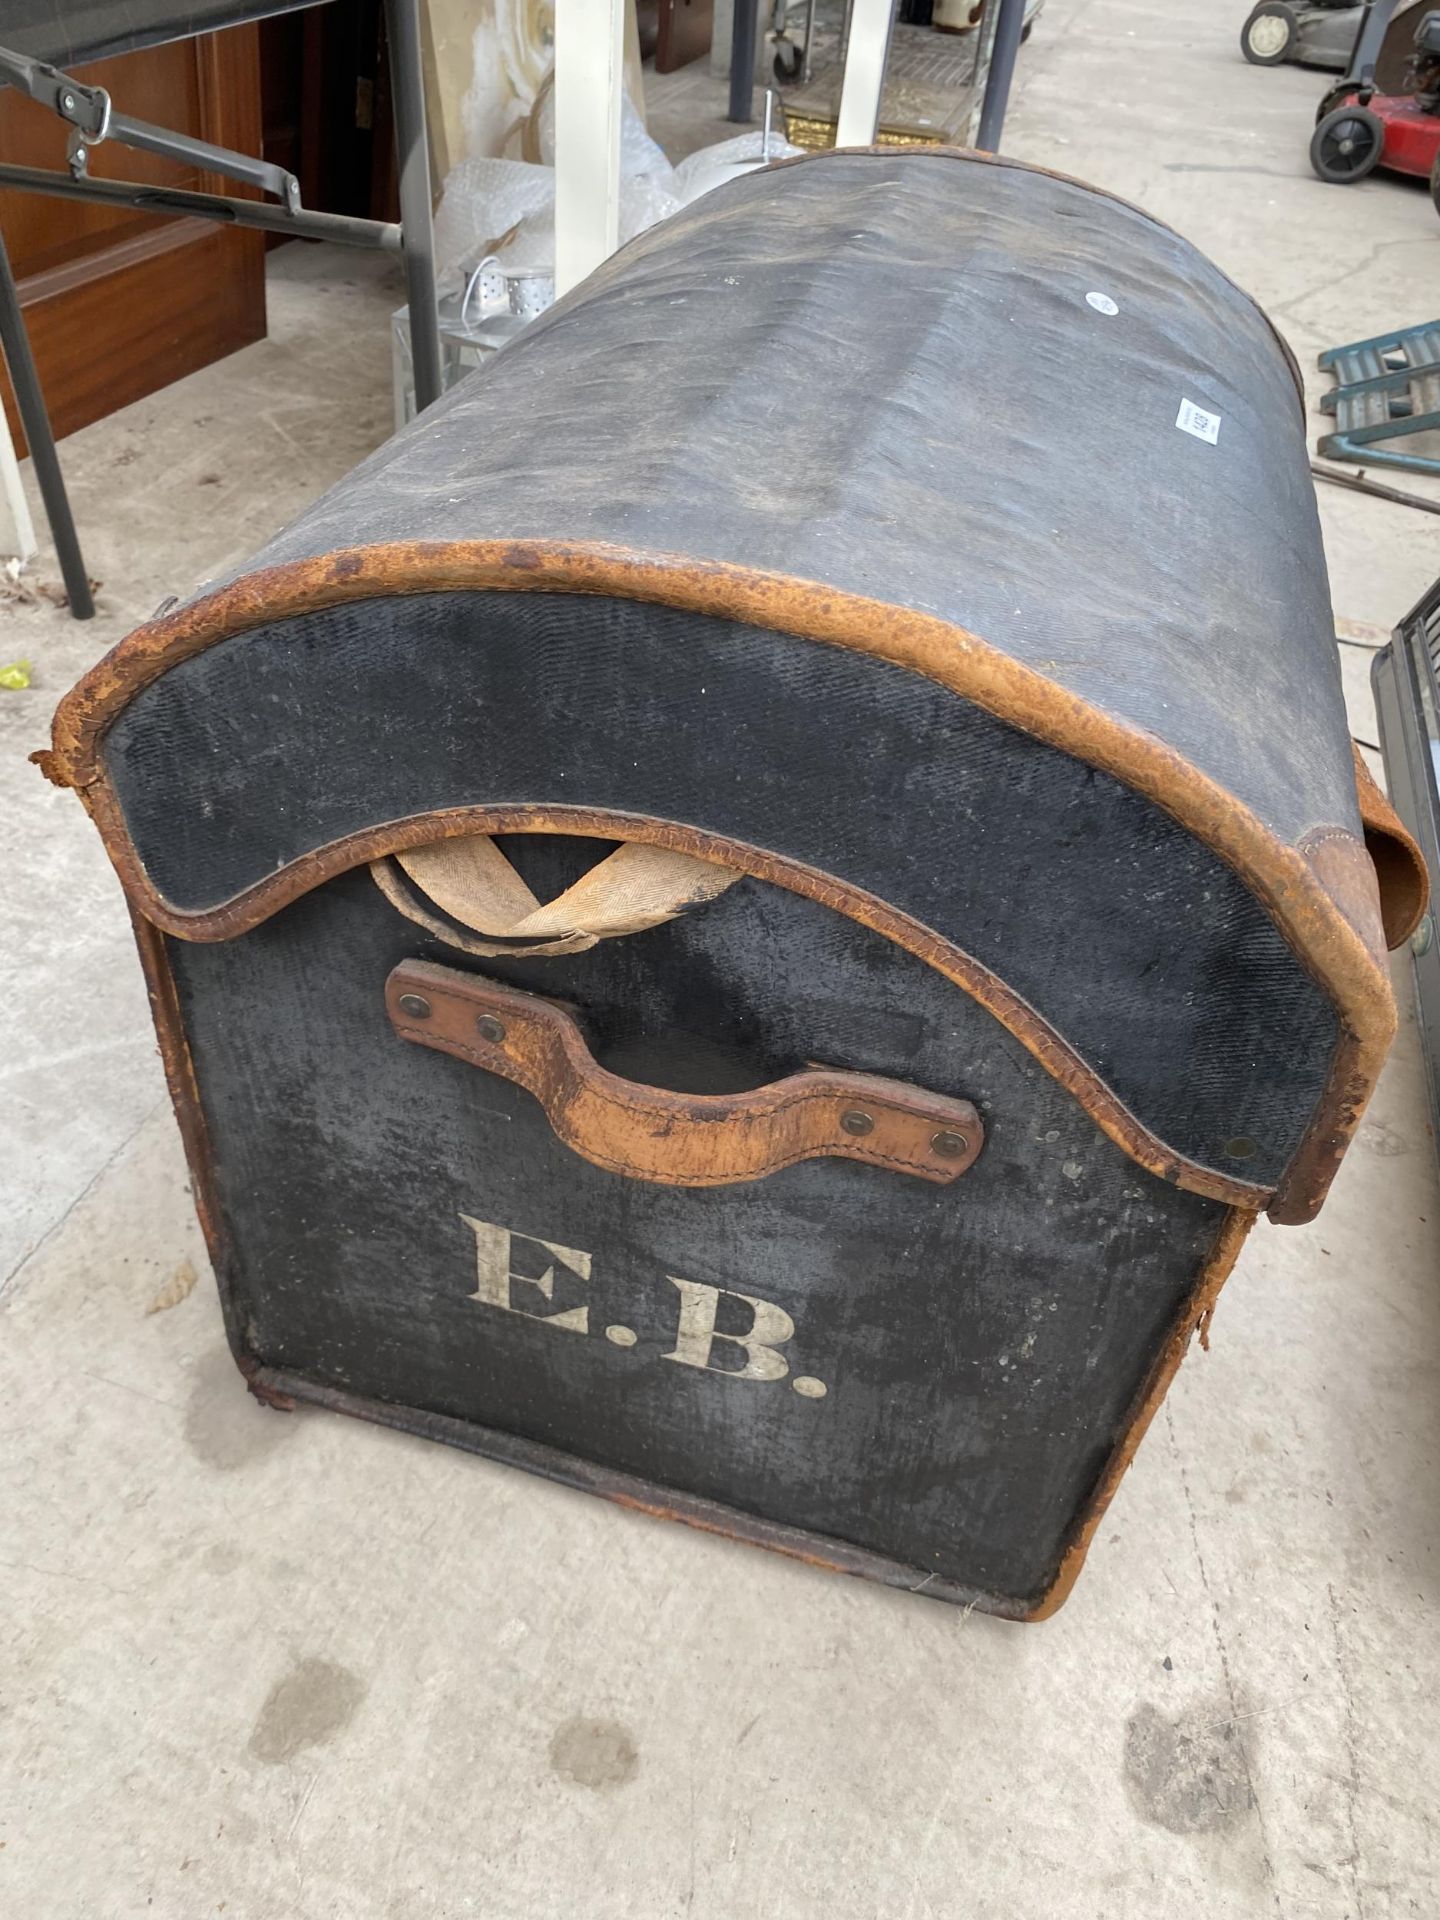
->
[[729, 0, 758, 123], [387, 0, 443, 413], [976, 0, 1027, 154], [0, 229, 93, 620]]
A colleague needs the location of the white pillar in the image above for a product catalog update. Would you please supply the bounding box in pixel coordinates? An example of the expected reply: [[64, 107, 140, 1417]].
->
[[553, 0, 626, 298], [835, 0, 895, 149], [0, 407, 36, 566]]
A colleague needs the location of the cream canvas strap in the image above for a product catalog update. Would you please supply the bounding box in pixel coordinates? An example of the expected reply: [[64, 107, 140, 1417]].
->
[[371, 834, 741, 958]]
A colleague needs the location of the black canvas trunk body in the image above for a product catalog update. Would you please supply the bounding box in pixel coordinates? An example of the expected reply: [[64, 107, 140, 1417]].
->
[[44, 150, 1425, 1619]]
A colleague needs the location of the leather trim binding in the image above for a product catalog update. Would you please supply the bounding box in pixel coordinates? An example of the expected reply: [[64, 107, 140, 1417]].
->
[[128, 907, 227, 1278], [73, 799, 1274, 1213], [1350, 744, 1428, 950], [1028, 1204, 1254, 1619], [385, 959, 985, 1188], [36, 539, 1396, 1224]]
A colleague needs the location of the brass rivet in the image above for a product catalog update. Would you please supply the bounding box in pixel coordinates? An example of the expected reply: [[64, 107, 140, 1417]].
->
[[476, 1014, 507, 1044], [397, 993, 431, 1020], [931, 1130, 969, 1159], [1223, 1135, 1259, 1162], [841, 1109, 874, 1136]]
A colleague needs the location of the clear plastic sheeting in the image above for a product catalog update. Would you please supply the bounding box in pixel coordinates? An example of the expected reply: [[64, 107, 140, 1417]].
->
[[432, 91, 802, 280], [432, 158, 565, 277], [672, 130, 804, 207], [412, 86, 802, 426], [433, 91, 679, 280]]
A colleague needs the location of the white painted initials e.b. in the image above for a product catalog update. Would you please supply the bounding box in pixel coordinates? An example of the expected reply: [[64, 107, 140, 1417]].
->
[[459, 1214, 828, 1400], [460, 1213, 593, 1333], [663, 1276, 793, 1381]]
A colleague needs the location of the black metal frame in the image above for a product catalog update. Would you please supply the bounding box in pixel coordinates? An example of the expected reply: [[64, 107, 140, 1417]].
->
[[0, 0, 443, 620], [1372, 586, 1440, 1159], [1318, 0, 1405, 112], [0, 227, 93, 615], [729, 0, 760, 121], [976, 0, 1028, 153]]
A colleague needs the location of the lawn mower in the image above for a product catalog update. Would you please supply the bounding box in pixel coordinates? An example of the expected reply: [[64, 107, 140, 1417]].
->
[[1240, 2, 1363, 71], [1309, 0, 1440, 210]]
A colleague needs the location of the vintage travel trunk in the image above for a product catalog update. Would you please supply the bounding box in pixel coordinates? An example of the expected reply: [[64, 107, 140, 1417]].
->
[[41, 149, 1427, 1619]]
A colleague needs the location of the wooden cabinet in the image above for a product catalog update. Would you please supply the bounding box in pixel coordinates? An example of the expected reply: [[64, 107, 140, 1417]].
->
[[258, 0, 398, 233], [656, 0, 714, 73], [0, 23, 266, 454]]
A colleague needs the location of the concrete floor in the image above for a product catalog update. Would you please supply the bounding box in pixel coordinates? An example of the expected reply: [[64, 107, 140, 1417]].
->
[[3, 2, 1440, 1913]]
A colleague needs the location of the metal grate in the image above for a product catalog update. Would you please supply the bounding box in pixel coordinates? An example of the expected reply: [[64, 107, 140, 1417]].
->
[[782, 13, 985, 148], [1423, 597, 1440, 683], [1316, 321, 1440, 479]]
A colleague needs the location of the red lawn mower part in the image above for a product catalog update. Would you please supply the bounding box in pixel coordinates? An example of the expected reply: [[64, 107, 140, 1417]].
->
[[1310, 1, 1440, 212]]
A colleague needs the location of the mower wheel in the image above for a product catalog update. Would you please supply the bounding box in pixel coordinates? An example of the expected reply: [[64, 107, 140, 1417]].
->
[[1310, 103, 1384, 183], [1241, 2, 1298, 65]]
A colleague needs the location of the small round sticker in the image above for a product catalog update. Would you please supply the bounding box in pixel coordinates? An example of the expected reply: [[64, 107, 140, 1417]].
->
[[1086, 291, 1119, 316]]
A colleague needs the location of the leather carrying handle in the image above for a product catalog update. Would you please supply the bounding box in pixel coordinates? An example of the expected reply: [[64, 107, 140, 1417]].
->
[[385, 960, 984, 1189]]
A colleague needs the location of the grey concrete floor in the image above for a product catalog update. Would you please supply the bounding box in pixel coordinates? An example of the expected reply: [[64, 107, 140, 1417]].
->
[[3, 2, 1440, 1913]]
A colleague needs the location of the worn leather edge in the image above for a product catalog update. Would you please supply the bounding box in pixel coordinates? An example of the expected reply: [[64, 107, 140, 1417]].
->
[[36, 540, 1393, 1220], [1026, 1204, 1256, 1620], [128, 906, 228, 1276], [94, 798, 1272, 1211], [1349, 743, 1429, 949], [241, 1363, 1036, 1619], [386, 959, 984, 1188]]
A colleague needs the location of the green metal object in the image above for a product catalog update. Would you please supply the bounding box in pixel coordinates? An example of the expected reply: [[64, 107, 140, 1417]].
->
[[1316, 320, 1440, 477]]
